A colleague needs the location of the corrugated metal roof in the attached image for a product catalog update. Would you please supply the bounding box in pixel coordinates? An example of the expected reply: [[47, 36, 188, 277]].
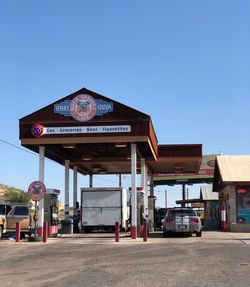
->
[[217, 155, 250, 182], [200, 186, 219, 200]]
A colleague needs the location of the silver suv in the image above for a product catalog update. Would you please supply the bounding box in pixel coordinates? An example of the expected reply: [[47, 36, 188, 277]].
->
[[162, 207, 202, 237]]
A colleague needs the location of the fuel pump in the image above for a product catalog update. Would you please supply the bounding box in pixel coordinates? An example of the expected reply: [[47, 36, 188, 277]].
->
[[137, 190, 145, 236], [128, 187, 145, 236], [44, 189, 60, 237]]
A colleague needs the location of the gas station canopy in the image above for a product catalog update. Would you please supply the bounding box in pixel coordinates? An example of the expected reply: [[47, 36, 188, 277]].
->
[[19, 88, 202, 175]]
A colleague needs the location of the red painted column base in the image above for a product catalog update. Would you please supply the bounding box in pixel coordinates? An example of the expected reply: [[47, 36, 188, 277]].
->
[[221, 221, 227, 231], [131, 226, 137, 239]]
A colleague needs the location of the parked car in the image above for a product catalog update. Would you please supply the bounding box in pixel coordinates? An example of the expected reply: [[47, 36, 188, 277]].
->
[[0, 202, 31, 238], [162, 207, 202, 237]]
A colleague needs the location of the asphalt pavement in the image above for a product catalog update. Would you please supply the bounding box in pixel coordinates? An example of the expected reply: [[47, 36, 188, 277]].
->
[[0, 231, 250, 287]]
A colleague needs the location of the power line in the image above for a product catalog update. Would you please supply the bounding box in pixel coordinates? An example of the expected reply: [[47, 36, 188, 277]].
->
[[0, 138, 37, 157], [0, 138, 121, 184], [0, 138, 153, 187], [0, 138, 58, 165]]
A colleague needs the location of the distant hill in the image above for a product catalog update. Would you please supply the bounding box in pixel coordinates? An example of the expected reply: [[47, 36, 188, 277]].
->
[[0, 184, 64, 210], [0, 184, 8, 201], [0, 184, 30, 203]]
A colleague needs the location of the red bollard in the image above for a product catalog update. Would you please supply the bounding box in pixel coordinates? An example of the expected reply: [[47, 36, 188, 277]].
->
[[43, 222, 48, 243], [16, 222, 20, 243], [143, 222, 148, 242], [131, 226, 137, 239], [115, 222, 120, 242], [16, 222, 21, 242]]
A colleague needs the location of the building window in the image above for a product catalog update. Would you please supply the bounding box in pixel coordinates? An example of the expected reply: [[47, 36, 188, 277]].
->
[[236, 186, 250, 224]]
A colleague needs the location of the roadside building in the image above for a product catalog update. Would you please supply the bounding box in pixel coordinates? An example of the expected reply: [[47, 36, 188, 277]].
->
[[213, 155, 250, 232], [200, 186, 219, 230]]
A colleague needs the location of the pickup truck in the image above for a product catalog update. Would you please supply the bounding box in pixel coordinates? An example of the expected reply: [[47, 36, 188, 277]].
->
[[0, 202, 31, 238]]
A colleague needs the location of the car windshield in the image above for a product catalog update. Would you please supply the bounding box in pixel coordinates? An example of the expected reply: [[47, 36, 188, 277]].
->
[[157, 208, 167, 217], [14, 206, 29, 216], [168, 209, 196, 216]]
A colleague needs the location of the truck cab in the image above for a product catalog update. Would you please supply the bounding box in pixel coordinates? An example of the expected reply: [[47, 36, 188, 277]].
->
[[0, 202, 30, 238]]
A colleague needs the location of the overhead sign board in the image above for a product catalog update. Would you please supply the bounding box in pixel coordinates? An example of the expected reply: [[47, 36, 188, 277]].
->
[[153, 155, 217, 185], [28, 181, 46, 201], [53, 94, 113, 121], [31, 125, 131, 137]]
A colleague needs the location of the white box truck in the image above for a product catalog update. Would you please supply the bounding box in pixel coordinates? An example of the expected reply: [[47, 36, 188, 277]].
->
[[81, 187, 129, 232]]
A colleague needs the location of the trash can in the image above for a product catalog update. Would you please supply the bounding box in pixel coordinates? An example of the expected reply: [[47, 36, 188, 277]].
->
[[73, 215, 80, 233], [61, 218, 73, 234]]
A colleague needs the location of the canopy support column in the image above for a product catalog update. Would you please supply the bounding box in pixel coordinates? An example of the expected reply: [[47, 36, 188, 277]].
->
[[73, 166, 78, 216], [38, 146, 45, 236], [119, 174, 122, 187], [131, 143, 137, 239], [89, 174, 93, 188], [182, 184, 186, 207], [141, 158, 148, 216], [64, 160, 70, 219]]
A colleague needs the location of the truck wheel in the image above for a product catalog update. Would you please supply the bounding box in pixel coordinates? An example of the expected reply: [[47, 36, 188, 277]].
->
[[84, 227, 91, 233], [196, 230, 202, 237], [0, 226, 2, 239], [163, 231, 169, 238], [20, 232, 26, 239]]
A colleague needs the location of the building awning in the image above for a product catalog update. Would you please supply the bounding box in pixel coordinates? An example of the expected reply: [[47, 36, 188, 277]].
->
[[176, 186, 218, 205], [213, 155, 250, 192], [200, 186, 218, 200]]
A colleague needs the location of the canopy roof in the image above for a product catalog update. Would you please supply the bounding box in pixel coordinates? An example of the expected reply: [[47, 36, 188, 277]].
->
[[153, 154, 213, 186], [19, 88, 202, 176]]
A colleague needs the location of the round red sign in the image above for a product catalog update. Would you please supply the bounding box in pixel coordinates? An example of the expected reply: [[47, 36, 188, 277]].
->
[[31, 124, 44, 137], [70, 94, 97, 122], [28, 181, 46, 201]]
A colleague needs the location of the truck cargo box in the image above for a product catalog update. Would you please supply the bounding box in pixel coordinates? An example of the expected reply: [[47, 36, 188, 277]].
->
[[81, 187, 129, 231]]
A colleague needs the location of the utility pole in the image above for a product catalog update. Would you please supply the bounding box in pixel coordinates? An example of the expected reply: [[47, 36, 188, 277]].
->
[[182, 184, 186, 207]]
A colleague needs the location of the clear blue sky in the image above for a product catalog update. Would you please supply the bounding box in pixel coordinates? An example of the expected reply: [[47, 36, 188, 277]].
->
[[0, 1, 249, 207]]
